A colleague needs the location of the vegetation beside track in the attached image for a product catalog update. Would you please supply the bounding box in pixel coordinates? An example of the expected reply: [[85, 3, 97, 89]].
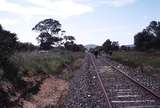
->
[[111, 51, 160, 68], [111, 51, 160, 79], [0, 49, 85, 107], [8, 50, 84, 79]]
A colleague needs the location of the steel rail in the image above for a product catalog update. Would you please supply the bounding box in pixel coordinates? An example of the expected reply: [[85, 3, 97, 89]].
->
[[89, 53, 113, 108], [101, 58, 160, 100]]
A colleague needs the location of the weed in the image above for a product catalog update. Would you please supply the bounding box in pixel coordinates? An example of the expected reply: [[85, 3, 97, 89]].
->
[[9, 50, 76, 76], [112, 51, 160, 68]]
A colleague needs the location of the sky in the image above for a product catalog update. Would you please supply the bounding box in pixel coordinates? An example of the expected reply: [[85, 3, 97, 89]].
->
[[0, 0, 160, 45]]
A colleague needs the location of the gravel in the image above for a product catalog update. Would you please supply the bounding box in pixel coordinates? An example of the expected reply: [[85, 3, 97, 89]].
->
[[64, 54, 108, 108], [99, 56, 160, 96], [63, 54, 160, 108], [96, 56, 160, 108]]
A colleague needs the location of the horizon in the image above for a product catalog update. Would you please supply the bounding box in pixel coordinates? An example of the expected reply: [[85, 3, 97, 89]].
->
[[0, 0, 160, 46]]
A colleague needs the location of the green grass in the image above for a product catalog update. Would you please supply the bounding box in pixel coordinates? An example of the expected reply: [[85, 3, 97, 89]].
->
[[112, 51, 160, 68], [10, 50, 84, 76]]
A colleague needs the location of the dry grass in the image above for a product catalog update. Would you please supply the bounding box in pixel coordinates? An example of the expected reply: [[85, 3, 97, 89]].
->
[[112, 51, 160, 68], [10, 50, 85, 77], [61, 58, 84, 81]]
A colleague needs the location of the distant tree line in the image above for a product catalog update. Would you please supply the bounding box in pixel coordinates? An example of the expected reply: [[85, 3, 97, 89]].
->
[[90, 39, 120, 55], [102, 39, 119, 53], [134, 21, 160, 51], [16, 42, 38, 51], [93, 20, 160, 55]]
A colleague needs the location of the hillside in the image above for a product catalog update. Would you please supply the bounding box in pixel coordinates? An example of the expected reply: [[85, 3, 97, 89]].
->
[[85, 44, 97, 50]]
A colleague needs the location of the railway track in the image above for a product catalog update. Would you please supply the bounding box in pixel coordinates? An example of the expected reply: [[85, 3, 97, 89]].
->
[[99, 56, 160, 97], [89, 53, 112, 108], [89, 53, 160, 108]]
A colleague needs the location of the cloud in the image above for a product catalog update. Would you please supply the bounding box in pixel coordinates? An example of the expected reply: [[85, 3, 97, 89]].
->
[[98, 0, 137, 7], [0, 0, 93, 18], [111, 0, 136, 7], [0, 0, 136, 19]]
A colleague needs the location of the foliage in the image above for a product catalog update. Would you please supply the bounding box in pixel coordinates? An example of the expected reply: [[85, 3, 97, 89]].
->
[[0, 25, 17, 60], [64, 35, 75, 42], [111, 41, 119, 51], [10, 50, 84, 76], [64, 42, 85, 52], [102, 39, 112, 53], [61, 52, 85, 80], [32, 19, 61, 34], [120, 45, 131, 51], [112, 51, 160, 68], [36, 32, 53, 50], [32, 19, 62, 50], [102, 39, 119, 54], [63, 35, 85, 52], [134, 30, 155, 50], [32, 19, 82, 51], [16, 42, 38, 51], [89, 46, 103, 55], [76, 44, 86, 52], [0, 25, 18, 81], [134, 21, 160, 50]]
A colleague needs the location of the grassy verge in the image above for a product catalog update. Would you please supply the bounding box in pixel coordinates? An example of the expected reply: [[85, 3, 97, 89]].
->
[[111, 51, 160, 68], [10, 50, 85, 77]]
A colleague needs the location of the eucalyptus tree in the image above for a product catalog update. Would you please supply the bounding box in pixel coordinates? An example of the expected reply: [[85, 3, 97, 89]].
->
[[32, 19, 63, 49]]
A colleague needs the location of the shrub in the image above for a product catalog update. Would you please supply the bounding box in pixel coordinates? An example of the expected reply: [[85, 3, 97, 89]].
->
[[0, 25, 18, 81]]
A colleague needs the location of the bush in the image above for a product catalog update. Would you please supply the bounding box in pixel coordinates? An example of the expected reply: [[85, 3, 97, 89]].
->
[[0, 25, 18, 81]]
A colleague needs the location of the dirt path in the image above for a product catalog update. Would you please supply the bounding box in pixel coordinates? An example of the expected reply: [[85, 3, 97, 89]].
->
[[23, 76, 68, 108]]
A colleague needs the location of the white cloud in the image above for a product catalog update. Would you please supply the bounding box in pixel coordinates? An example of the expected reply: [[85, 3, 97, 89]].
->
[[111, 0, 136, 7], [99, 0, 136, 7], [0, 0, 93, 18]]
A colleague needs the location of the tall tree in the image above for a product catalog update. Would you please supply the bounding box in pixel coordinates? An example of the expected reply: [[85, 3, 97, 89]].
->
[[111, 41, 119, 51], [134, 21, 160, 50], [36, 32, 53, 50], [134, 30, 155, 50], [102, 39, 112, 53], [146, 21, 160, 49], [32, 19, 62, 50], [32, 19, 61, 34]]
